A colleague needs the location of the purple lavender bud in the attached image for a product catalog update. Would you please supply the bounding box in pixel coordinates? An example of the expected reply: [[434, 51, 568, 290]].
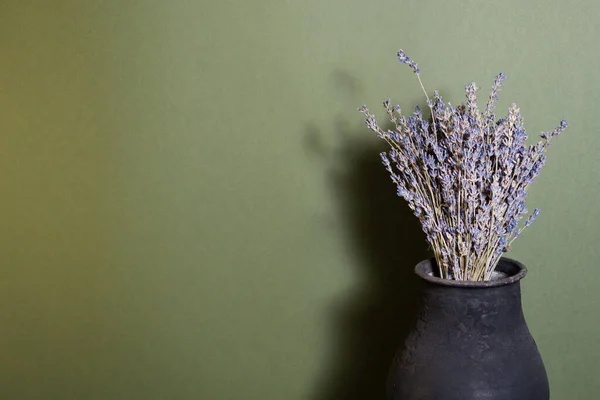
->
[[524, 208, 540, 227], [465, 83, 479, 111], [380, 152, 391, 166], [366, 116, 379, 131], [397, 49, 420, 73], [410, 62, 420, 74], [494, 72, 507, 86], [413, 105, 423, 119], [552, 120, 568, 136]]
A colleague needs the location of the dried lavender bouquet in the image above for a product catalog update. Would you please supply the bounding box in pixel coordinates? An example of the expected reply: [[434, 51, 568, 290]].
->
[[359, 50, 567, 281]]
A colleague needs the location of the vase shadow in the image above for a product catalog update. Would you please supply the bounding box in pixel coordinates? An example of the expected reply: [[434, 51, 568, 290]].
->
[[307, 125, 429, 400]]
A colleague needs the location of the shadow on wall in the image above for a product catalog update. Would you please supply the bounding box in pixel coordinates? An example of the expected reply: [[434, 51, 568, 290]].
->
[[305, 117, 430, 399]]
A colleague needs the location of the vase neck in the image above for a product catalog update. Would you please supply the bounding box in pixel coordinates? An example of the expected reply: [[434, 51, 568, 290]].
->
[[419, 282, 525, 326]]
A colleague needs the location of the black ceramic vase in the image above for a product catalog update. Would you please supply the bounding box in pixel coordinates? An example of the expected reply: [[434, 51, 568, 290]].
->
[[386, 257, 549, 400]]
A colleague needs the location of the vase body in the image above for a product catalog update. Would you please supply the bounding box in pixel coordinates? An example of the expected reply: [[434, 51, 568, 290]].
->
[[386, 257, 549, 400]]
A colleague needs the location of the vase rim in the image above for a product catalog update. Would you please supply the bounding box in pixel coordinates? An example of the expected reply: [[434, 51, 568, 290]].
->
[[415, 257, 528, 288]]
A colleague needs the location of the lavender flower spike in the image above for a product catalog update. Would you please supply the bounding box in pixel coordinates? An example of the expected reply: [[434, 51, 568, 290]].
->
[[397, 49, 420, 74]]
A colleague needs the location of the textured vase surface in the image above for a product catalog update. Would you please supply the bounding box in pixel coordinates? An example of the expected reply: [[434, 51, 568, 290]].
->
[[386, 257, 549, 400]]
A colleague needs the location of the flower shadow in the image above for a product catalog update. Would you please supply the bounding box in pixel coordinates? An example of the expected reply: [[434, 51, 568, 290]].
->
[[306, 122, 429, 400]]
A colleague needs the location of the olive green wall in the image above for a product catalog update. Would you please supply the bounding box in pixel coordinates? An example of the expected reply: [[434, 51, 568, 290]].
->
[[0, 0, 597, 399]]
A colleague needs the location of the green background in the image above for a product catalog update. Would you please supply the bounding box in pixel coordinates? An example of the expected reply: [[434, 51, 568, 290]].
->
[[0, 0, 597, 399]]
